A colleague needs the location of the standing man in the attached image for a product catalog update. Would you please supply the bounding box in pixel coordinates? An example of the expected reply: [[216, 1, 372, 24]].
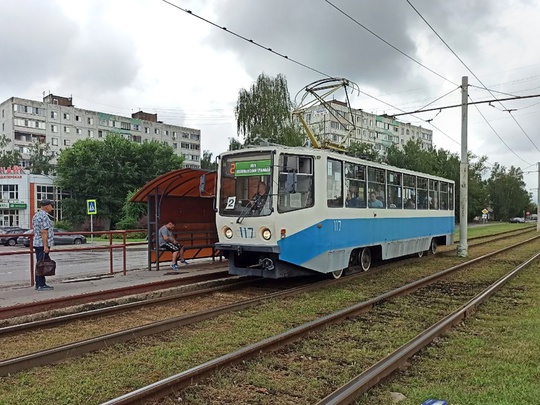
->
[[33, 199, 55, 291], [158, 221, 188, 270]]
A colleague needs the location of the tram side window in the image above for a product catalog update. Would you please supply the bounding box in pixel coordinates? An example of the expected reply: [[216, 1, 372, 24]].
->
[[278, 154, 314, 213], [367, 167, 386, 208], [440, 182, 449, 210], [327, 158, 343, 208], [448, 183, 454, 210], [429, 179, 439, 209], [417, 177, 428, 209], [387, 171, 402, 209], [345, 162, 366, 208], [403, 174, 416, 209]]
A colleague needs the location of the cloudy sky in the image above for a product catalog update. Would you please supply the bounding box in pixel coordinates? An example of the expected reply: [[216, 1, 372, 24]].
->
[[2, 0, 540, 200]]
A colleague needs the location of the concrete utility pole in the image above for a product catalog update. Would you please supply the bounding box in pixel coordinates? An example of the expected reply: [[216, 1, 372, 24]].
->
[[537, 162, 540, 232], [457, 76, 469, 257]]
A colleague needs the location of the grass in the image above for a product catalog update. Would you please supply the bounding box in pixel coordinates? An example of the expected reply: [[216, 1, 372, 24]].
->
[[361, 247, 540, 404], [456, 222, 533, 239], [0, 231, 538, 404]]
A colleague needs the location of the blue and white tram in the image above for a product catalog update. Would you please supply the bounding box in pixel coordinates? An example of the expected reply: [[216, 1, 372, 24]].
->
[[215, 146, 455, 279]]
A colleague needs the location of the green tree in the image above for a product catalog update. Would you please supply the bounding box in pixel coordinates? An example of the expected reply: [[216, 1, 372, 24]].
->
[[28, 141, 56, 175], [228, 137, 243, 151], [346, 141, 382, 162], [116, 190, 148, 230], [386, 139, 489, 221], [201, 150, 217, 170], [235, 73, 304, 146], [0, 135, 22, 167], [55, 135, 183, 228], [487, 164, 530, 220]]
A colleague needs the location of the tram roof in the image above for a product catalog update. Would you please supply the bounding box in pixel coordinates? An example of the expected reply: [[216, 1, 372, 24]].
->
[[130, 168, 216, 203], [220, 146, 454, 183]]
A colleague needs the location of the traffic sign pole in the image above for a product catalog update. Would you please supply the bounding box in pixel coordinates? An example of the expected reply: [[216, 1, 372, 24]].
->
[[87, 200, 97, 245]]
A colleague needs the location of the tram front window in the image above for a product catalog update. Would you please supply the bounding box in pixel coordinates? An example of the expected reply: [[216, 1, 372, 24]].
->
[[219, 154, 273, 217]]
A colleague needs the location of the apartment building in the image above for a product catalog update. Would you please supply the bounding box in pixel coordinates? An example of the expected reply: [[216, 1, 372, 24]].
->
[[302, 100, 433, 153], [0, 94, 201, 168]]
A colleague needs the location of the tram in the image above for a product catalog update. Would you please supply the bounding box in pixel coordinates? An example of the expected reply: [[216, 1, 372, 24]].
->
[[215, 145, 455, 279]]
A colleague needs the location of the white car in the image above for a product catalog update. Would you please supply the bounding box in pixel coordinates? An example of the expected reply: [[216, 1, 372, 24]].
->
[[509, 217, 525, 223]]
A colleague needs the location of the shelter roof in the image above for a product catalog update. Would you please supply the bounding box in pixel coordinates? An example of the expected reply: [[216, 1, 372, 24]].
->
[[130, 168, 216, 202]]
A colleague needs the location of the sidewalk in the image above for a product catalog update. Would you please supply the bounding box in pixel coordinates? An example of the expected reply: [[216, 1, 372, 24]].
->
[[0, 258, 224, 309]]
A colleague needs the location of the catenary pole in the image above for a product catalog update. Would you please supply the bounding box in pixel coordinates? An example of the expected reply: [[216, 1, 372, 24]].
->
[[537, 162, 540, 232], [458, 76, 469, 257]]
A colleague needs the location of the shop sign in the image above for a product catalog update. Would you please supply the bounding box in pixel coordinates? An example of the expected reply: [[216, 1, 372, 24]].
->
[[0, 166, 27, 179], [0, 202, 27, 209]]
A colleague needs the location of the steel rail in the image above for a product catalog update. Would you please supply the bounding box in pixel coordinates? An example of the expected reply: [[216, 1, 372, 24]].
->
[[0, 268, 229, 320], [98, 235, 540, 405], [0, 277, 258, 336], [0, 276, 341, 376], [316, 250, 540, 404]]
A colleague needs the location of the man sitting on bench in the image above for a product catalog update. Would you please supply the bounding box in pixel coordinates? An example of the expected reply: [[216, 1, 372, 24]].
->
[[159, 221, 188, 270]]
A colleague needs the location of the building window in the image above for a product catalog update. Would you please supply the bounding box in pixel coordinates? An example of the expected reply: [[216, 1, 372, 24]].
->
[[63, 113, 70, 120], [145, 127, 150, 134], [63, 139, 70, 146], [0, 209, 20, 227], [98, 130, 103, 138], [51, 124, 58, 133], [51, 111, 58, 119], [1, 184, 18, 200], [87, 117, 94, 125], [88, 130, 94, 138], [75, 115, 81, 122], [76, 128, 82, 135], [121, 122, 130, 130], [64, 126, 70, 133], [154, 128, 160, 135], [51, 138, 59, 146]]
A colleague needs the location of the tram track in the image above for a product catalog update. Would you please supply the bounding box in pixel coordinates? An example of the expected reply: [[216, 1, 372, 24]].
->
[[75, 235, 540, 404], [0, 231, 535, 379], [0, 266, 231, 321], [0, 230, 537, 404]]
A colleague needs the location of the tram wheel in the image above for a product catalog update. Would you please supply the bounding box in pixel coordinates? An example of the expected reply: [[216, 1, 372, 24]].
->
[[417, 250, 424, 258], [331, 269, 344, 279], [359, 248, 372, 271], [429, 239, 437, 255]]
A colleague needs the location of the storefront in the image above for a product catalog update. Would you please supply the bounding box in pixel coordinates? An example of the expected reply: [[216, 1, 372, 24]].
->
[[0, 166, 64, 228]]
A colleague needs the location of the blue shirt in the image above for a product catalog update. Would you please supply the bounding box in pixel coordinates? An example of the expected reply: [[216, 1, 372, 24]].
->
[[32, 209, 54, 247]]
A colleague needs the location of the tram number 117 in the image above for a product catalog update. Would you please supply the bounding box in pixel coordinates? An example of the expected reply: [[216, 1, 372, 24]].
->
[[239, 227, 254, 238]]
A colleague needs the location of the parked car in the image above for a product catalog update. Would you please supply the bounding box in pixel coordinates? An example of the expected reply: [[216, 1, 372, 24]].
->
[[0, 228, 29, 246], [18, 229, 87, 247], [509, 217, 525, 223]]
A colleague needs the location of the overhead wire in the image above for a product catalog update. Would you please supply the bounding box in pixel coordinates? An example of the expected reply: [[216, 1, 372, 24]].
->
[[322, 0, 458, 86], [158, 0, 505, 167], [406, 0, 540, 161]]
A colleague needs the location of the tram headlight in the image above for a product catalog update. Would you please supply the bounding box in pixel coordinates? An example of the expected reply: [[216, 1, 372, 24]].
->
[[224, 227, 233, 239], [261, 228, 272, 240]]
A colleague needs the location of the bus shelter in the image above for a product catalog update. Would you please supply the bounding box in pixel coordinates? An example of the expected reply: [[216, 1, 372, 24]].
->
[[130, 168, 218, 270]]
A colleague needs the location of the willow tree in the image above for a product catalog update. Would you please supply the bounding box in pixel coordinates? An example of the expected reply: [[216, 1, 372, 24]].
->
[[235, 73, 304, 146]]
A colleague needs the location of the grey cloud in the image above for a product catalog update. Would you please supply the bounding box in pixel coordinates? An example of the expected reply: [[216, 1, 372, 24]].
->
[[0, 0, 141, 99]]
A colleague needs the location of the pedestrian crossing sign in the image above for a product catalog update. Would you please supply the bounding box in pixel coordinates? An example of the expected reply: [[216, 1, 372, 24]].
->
[[87, 199, 97, 215]]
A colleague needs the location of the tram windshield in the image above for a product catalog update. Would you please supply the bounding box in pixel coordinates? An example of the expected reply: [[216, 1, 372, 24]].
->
[[219, 153, 273, 218]]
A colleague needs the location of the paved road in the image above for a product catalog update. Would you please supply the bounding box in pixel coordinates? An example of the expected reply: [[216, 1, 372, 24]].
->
[[0, 242, 150, 287]]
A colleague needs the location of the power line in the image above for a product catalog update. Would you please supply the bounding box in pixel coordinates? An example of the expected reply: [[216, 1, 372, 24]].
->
[[391, 93, 540, 116], [323, 0, 458, 86], [160, 0, 331, 78], [406, 0, 540, 155]]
